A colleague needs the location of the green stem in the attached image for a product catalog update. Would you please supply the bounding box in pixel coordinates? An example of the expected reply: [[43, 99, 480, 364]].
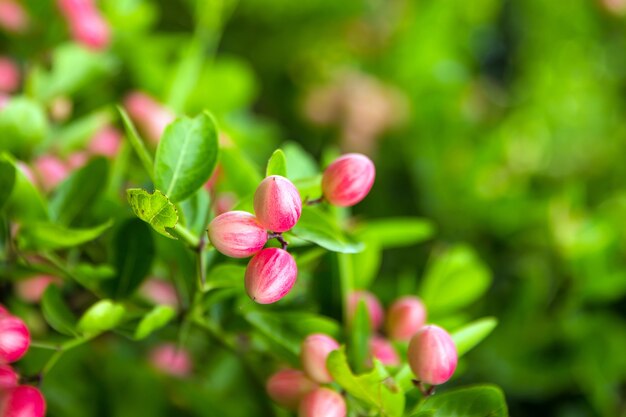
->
[[173, 224, 200, 249], [29, 341, 61, 351], [40, 334, 96, 378]]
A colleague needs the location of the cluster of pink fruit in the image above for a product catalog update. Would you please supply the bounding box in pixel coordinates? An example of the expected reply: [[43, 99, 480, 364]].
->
[[0, 305, 45, 417], [207, 153, 376, 304], [265, 294, 458, 416], [57, 0, 110, 50]]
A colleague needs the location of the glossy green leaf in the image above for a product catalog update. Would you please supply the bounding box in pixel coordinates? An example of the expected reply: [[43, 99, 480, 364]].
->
[[291, 206, 364, 253], [127, 188, 179, 239], [357, 218, 435, 248], [41, 285, 78, 336], [203, 264, 246, 292], [415, 385, 508, 417], [18, 220, 113, 250], [134, 305, 176, 340], [266, 149, 287, 177], [0, 97, 48, 156], [49, 157, 109, 225], [245, 311, 341, 360], [179, 187, 211, 236], [118, 107, 155, 181], [105, 218, 155, 299], [154, 112, 219, 203], [78, 299, 126, 335], [327, 348, 405, 417], [421, 245, 492, 315], [451, 317, 498, 357], [0, 154, 16, 211], [283, 141, 318, 180]]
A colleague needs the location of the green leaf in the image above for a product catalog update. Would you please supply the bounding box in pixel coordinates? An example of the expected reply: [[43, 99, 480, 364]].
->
[[127, 188, 179, 239], [291, 206, 364, 254], [18, 220, 113, 250], [245, 311, 341, 361], [0, 154, 16, 211], [77, 299, 126, 335], [134, 305, 176, 340], [283, 141, 319, 180], [179, 187, 211, 236], [349, 300, 371, 374], [357, 218, 435, 248], [0, 97, 48, 156], [118, 107, 155, 181], [352, 238, 382, 289], [49, 157, 109, 225], [219, 147, 262, 197], [327, 348, 405, 417], [451, 317, 498, 357], [203, 264, 246, 292], [266, 149, 287, 177], [105, 218, 155, 299], [421, 245, 492, 315], [5, 157, 48, 221], [410, 411, 436, 417], [154, 112, 219, 203], [41, 285, 77, 336], [415, 385, 508, 417], [53, 109, 111, 153], [71, 263, 116, 290]]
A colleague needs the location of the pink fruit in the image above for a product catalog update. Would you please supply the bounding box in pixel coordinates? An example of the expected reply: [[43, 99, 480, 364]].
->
[[139, 278, 179, 308], [69, 11, 110, 50], [33, 155, 69, 191], [88, 125, 121, 157], [208, 211, 268, 258], [149, 343, 192, 377], [245, 248, 297, 304], [0, 364, 18, 389], [15, 275, 62, 303], [298, 388, 346, 417], [0, 315, 30, 363], [407, 325, 458, 386], [214, 192, 237, 216], [0, 0, 29, 33], [0, 305, 8, 317], [253, 175, 302, 233], [386, 296, 427, 341], [124, 92, 174, 144], [369, 336, 400, 367], [266, 369, 317, 410], [300, 334, 340, 384], [0, 385, 46, 417], [347, 290, 384, 330], [322, 153, 375, 207], [0, 57, 19, 93]]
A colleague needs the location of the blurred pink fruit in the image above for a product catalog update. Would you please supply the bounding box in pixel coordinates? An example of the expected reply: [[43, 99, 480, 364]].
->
[[149, 343, 192, 377]]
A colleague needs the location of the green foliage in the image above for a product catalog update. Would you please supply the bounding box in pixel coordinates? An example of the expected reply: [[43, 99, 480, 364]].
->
[[451, 317, 498, 357], [127, 188, 179, 238], [77, 300, 126, 335], [413, 385, 508, 417], [0, 97, 48, 156], [18, 220, 113, 250], [265, 148, 288, 177], [291, 206, 364, 253], [134, 305, 177, 340]]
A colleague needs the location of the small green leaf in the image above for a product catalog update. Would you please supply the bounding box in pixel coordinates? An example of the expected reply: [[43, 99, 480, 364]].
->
[[266, 149, 287, 177], [154, 112, 219, 203], [0, 154, 16, 211], [49, 157, 108, 225], [0, 97, 48, 156], [415, 385, 508, 417], [41, 285, 77, 336], [18, 220, 113, 250], [327, 348, 405, 417], [291, 206, 364, 254], [451, 317, 498, 357], [283, 142, 318, 180], [127, 188, 179, 239], [105, 218, 155, 299], [118, 107, 155, 181], [421, 245, 492, 315], [357, 218, 435, 248], [78, 299, 126, 335], [134, 305, 176, 340]]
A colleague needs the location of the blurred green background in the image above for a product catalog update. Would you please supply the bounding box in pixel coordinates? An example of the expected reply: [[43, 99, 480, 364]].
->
[[2, 0, 626, 416]]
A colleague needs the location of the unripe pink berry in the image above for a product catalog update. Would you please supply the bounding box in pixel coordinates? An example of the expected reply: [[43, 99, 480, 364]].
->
[[386, 296, 427, 341], [347, 290, 384, 330], [33, 155, 69, 192], [124, 92, 174, 144], [214, 192, 237, 216], [253, 175, 302, 233], [0, 0, 29, 33], [0, 305, 8, 317], [0, 57, 19, 93], [244, 248, 297, 304], [0, 315, 30, 363], [149, 343, 192, 378], [266, 369, 317, 410], [298, 388, 346, 417], [69, 11, 110, 50], [407, 325, 457, 386], [88, 126, 121, 157], [139, 278, 179, 308], [15, 275, 62, 303], [57, 0, 95, 19], [0, 364, 18, 389], [0, 385, 46, 417], [208, 211, 268, 258], [369, 336, 400, 367], [300, 334, 340, 384], [322, 153, 375, 207]]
